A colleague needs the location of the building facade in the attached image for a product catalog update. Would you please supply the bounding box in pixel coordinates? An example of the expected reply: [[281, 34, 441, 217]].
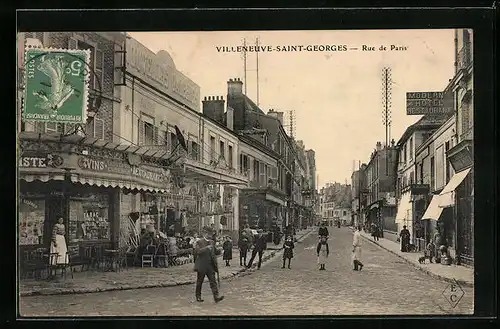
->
[[418, 28, 474, 266], [395, 114, 451, 247], [117, 37, 248, 242], [19, 32, 128, 259], [363, 141, 398, 236]]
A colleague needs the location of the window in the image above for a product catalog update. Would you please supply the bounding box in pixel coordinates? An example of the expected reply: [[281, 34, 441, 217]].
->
[[191, 141, 199, 161], [420, 163, 424, 184], [19, 197, 46, 245], [143, 122, 154, 145], [69, 38, 104, 91], [69, 193, 110, 243], [253, 160, 260, 181], [430, 156, 435, 190], [404, 144, 407, 164], [228, 145, 233, 168], [343, 210, 347, 216], [243, 155, 249, 174], [445, 141, 451, 183], [409, 137, 413, 160], [239, 154, 243, 174], [219, 140, 225, 162], [260, 163, 265, 185], [25, 32, 46, 45], [210, 136, 216, 161], [170, 131, 178, 153]]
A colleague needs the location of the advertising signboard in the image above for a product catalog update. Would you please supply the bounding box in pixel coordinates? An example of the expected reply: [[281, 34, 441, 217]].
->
[[406, 91, 454, 115], [22, 47, 90, 123]]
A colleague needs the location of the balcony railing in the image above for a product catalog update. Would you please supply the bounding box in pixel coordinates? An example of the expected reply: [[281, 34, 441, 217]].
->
[[457, 42, 472, 71]]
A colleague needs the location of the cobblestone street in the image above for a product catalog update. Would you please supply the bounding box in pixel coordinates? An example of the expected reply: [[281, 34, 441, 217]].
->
[[19, 227, 473, 316]]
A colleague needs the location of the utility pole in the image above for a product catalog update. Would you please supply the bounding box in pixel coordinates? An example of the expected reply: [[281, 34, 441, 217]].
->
[[256, 37, 260, 106], [241, 38, 248, 95], [358, 160, 362, 227], [382, 67, 392, 176]]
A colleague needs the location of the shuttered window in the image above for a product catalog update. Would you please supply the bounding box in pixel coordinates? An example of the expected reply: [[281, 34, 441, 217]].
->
[[138, 120, 145, 145], [228, 145, 233, 168], [271, 166, 278, 179], [94, 118, 104, 139], [259, 163, 265, 185], [25, 32, 45, 44]]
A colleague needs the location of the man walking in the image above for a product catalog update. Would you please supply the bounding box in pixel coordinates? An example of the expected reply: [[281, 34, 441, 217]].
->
[[246, 229, 267, 269], [318, 220, 329, 238], [352, 225, 364, 271], [193, 226, 224, 303]]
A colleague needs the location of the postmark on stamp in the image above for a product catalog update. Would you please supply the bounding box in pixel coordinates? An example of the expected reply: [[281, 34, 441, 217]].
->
[[441, 279, 465, 308]]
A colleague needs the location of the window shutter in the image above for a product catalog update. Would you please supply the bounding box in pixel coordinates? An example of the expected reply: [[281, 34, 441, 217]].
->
[[93, 118, 104, 139], [153, 126, 159, 145], [260, 163, 265, 184], [138, 120, 145, 145], [68, 37, 78, 50], [271, 166, 278, 179]]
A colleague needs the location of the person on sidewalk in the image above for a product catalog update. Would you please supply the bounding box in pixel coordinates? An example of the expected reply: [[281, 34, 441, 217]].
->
[[318, 221, 329, 239], [193, 226, 224, 303], [352, 225, 364, 271], [238, 232, 249, 267], [50, 217, 68, 267], [425, 239, 436, 263], [222, 236, 233, 266], [246, 229, 267, 269], [282, 235, 294, 269], [399, 225, 411, 252], [317, 236, 329, 270]]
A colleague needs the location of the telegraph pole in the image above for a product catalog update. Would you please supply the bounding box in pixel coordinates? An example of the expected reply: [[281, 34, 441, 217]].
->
[[382, 67, 392, 176], [242, 38, 248, 95], [255, 37, 260, 106]]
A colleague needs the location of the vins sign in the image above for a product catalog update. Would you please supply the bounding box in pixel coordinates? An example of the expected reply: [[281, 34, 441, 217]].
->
[[406, 91, 454, 115]]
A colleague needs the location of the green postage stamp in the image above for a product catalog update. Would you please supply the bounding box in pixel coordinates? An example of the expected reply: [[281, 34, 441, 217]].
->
[[22, 46, 90, 124]]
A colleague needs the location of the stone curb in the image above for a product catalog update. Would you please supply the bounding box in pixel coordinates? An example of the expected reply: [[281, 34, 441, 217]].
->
[[20, 229, 316, 297], [349, 227, 474, 288]]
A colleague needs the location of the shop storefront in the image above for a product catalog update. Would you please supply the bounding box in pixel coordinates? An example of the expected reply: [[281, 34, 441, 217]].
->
[[239, 188, 286, 232]]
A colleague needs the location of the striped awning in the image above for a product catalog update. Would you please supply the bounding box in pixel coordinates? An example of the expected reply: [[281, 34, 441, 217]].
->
[[70, 175, 166, 193], [18, 168, 66, 183]]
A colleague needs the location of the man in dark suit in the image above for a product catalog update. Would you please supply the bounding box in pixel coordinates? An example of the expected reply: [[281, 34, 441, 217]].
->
[[319, 221, 329, 238], [246, 229, 267, 269], [193, 226, 224, 303]]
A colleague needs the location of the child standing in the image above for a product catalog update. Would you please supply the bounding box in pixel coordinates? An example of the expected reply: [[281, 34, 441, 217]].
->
[[222, 236, 233, 266], [238, 233, 249, 267], [425, 240, 435, 263], [282, 235, 294, 269], [316, 236, 329, 270]]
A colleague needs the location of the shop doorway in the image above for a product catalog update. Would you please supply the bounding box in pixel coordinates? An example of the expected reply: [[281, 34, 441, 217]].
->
[[43, 195, 67, 248]]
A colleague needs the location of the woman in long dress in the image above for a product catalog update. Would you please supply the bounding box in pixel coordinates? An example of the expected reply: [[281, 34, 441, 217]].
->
[[50, 217, 68, 265], [352, 225, 364, 271]]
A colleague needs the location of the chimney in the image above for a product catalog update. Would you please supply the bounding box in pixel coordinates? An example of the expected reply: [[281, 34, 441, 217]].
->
[[202, 96, 225, 124], [226, 106, 234, 131], [376, 141, 382, 151], [227, 77, 243, 97], [267, 109, 284, 125]]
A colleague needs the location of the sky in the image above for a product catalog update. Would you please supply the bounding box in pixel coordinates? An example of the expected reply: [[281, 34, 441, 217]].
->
[[128, 29, 456, 189]]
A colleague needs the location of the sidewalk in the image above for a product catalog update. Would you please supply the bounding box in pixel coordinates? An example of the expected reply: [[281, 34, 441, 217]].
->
[[352, 227, 474, 287], [20, 227, 315, 297]]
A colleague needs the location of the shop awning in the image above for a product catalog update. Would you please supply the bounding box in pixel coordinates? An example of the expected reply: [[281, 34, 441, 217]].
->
[[265, 193, 286, 206], [439, 168, 471, 208], [182, 159, 249, 186], [395, 193, 412, 223], [421, 194, 444, 221], [70, 174, 166, 193], [18, 168, 66, 182]]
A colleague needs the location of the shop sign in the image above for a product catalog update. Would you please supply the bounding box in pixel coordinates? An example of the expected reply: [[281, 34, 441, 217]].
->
[[406, 91, 454, 115], [77, 155, 170, 184], [18, 154, 64, 168], [410, 184, 430, 196], [449, 147, 473, 173], [126, 38, 200, 110], [23, 47, 90, 123]]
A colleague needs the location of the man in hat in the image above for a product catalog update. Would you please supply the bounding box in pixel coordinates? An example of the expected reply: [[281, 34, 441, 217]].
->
[[246, 229, 267, 269], [193, 226, 224, 303]]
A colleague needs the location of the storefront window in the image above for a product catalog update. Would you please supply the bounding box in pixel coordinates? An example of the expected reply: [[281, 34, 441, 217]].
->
[[19, 198, 45, 245], [69, 194, 110, 242]]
